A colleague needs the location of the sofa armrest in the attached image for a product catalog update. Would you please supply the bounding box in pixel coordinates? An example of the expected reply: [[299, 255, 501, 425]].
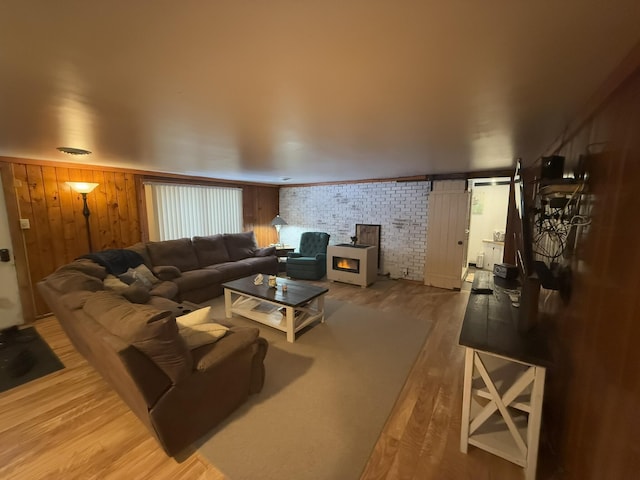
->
[[153, 265, 182, 281], [315, 253, 327, 262], [149, 281, 179, 300], [255, 246, 276, 257], [191, 327, 261, 372], [288, 252, 302, 259]]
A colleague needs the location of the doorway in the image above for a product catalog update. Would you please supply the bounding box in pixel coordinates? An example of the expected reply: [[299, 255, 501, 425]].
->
[[466, 178, 510, 274], [0, 173, 24, 329], [424, 180, 471, 290]]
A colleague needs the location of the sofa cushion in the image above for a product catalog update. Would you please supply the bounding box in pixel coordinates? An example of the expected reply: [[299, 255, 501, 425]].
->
[[146, 295, 182, 312], [190, 327, 260, 371], [103, 275, 151, 303], [172, 269, 225, 293], [55, 259, 108, 280], [149, 281, 179, 299], [104, 274, 130, 291], [255, 246, 276, 257], [47, 270, 104, 293], [83, 291, 193, 384], [61, 291, 94, 310], [206, 261, 253, 280], [223, 232, 257, 261], [126, 242, 153, 269], [193, 235, 231, 266], [147, 238, 199, 272], [84, 291, 171, 335], [239, 256, 279, 275], [133, 315, 193, 384], [121, 286, 152, 304]]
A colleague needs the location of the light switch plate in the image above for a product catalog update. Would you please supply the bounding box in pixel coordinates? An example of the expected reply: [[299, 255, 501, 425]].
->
[[19, 218, 30, 229]]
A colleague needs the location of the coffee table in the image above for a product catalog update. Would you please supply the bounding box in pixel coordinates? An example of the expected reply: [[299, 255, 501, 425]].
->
[[222, 276, 328, 342]]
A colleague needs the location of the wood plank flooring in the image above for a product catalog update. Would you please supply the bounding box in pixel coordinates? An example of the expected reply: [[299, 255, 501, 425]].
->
[[0, 278, 526, 479]]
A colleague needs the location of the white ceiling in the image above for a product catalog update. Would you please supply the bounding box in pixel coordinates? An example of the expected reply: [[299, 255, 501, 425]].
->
[[1, 1, 639, 184]]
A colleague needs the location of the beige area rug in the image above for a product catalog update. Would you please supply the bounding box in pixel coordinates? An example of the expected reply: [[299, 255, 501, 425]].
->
[[197, 297, 432, 480]]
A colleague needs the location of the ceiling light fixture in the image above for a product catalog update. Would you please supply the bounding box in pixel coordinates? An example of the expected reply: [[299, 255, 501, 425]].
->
[[57, 146, 92, 155]]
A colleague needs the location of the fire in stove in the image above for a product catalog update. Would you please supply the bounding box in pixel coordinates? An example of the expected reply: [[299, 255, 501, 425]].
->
[[333, 256, 360, 273]]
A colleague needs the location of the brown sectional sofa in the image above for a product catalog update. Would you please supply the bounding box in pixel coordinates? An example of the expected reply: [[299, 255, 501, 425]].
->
[[131, 231, 279, 303], [37, 231, 278, 456]]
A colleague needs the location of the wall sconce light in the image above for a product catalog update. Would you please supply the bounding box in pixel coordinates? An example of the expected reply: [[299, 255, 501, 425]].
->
[[66, 182, 99, 252], [270, 214, 288, 246]]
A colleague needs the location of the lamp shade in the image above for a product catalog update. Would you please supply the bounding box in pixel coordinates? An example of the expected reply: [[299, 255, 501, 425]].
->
[[66, 182, 99, 194], [271, 214, 288, 226]]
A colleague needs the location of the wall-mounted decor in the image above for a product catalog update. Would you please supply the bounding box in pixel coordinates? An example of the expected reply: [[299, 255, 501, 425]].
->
[[471, 191, 484, 214], [355, 224, 381, 271]]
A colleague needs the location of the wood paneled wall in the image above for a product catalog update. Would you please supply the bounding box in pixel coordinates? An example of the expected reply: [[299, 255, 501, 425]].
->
[[522, 66, 640, 477], [243, 185, 280, 246], [5, 162, 141, 316], [1, 160, 280, 318]]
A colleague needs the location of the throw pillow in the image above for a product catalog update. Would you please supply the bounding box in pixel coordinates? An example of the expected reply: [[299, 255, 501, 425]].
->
[[175, 306, 212, 328], [104, 274, 130, 291], [152, 265, 182, 281], [133, 264, 160, 285], [118, 267, 154, 289], [179, 323, 229, 349], [118, 270, 137, 285]]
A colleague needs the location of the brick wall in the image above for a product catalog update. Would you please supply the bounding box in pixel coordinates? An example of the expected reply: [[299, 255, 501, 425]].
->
[[279, 181, 430, 281]]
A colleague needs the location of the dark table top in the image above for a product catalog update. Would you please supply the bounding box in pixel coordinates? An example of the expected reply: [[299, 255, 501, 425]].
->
[[459, 275, 552, 367], [222, 276, 328, 308]]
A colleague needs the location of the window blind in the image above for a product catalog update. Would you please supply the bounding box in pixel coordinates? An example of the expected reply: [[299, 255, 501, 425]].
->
[[146, 183, 243, 241]]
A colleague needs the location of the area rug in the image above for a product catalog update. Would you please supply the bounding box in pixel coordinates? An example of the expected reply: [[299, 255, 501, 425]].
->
[[0, 327, 64, 393], [197, 298, 432, 480]]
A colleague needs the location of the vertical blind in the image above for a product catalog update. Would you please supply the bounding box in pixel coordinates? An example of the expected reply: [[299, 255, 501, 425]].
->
[[146, 183, 243, 241]]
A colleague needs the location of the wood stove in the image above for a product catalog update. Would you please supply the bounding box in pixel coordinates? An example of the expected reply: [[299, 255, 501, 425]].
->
[[326, 244, 378, 287]]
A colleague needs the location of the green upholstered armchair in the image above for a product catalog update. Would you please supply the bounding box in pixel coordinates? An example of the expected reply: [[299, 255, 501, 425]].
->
[[286, 232, 331, 280]]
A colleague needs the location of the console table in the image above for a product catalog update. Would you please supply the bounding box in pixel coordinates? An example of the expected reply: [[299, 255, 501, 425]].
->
[[459, 275, 551, 480]]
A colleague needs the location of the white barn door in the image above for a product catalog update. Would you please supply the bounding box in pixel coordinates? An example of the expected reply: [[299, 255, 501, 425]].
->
[[424, 180, 471, 290]]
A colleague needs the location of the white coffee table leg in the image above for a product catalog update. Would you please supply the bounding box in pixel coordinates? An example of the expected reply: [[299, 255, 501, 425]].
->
[[224, 289, 232, 318], [286, 306, 295, 342], [318, 295, 325, 323]]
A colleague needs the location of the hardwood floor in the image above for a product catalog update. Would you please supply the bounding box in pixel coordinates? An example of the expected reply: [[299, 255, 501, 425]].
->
[[0, 278, 526, 479]]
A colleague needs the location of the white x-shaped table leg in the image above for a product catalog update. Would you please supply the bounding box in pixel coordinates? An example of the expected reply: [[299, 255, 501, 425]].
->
[[469, 352, 534, 456]]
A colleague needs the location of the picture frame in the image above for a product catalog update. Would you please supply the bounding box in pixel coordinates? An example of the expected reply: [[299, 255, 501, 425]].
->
[[355, 224, 381, 271]]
